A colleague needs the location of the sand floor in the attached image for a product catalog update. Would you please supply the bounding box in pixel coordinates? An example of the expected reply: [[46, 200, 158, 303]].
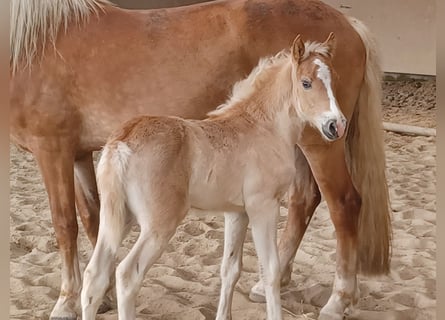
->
[[10, 79, 436, 319]]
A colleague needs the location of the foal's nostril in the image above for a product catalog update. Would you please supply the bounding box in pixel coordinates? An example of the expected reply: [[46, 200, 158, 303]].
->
[[322, 119, 338, 140], [328, 121, 336, 136]]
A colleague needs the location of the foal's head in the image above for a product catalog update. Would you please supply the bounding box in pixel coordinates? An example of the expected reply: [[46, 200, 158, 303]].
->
[[290, 33, 347, 141]]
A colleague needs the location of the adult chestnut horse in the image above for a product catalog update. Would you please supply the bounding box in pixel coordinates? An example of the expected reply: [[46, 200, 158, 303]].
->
[[10, 0, 391, 319]]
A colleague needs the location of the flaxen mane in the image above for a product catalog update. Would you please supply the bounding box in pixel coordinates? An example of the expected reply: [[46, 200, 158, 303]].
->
[[207, 40, 332, 118], [10, 0, 112, 74]]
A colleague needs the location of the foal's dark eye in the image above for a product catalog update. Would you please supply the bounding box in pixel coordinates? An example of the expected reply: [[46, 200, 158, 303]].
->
[[302, 79, 312, 89]]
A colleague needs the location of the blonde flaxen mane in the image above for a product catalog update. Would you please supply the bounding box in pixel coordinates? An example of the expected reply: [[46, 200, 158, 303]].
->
[[10, 0, 112, 74]]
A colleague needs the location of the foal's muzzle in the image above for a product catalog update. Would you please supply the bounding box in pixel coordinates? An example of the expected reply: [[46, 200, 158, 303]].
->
[[322, 118, 347, 141]]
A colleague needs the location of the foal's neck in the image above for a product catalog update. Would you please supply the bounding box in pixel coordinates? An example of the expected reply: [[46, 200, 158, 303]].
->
[[207, 58, 302, 146], [242, 61, 301, 146]]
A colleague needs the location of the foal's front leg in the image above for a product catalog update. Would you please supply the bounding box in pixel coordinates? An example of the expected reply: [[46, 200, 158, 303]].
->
[[250, 148, 321, 302], [216, 212, 249, 320], [246, 198, 282, 320]]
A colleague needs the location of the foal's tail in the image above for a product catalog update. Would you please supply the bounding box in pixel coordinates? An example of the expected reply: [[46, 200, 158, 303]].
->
[[96, 141, 133, 253], [345, 16, 392, 275]]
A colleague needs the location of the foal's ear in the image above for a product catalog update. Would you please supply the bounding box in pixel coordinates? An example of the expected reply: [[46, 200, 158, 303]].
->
[[291, 34, 305, 64], [323, 32, 336, 57]]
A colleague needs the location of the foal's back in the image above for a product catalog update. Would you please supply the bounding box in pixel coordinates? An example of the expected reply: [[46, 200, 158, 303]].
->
[[105, 114, 248, 212], [104, 113, 293, 214]]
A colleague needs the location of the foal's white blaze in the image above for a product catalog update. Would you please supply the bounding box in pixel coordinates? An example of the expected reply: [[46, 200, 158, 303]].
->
[[313, 58, 346, 138]]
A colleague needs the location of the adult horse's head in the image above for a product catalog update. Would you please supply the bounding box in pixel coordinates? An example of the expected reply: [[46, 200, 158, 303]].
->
[[291, 33, 347, 141]]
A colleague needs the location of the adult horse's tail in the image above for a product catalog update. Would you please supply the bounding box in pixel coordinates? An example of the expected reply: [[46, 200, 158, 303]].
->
[[345, 16, 392, 275]]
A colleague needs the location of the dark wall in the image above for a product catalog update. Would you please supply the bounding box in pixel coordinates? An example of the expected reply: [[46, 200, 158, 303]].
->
[[109, 0, 214, 9]]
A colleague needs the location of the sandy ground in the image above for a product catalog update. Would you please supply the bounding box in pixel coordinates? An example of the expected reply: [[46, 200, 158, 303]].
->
[[10, 78, 436, 319]]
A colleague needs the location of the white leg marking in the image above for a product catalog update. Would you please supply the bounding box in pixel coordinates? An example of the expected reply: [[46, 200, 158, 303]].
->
[[50, 252, 82, 319], [81, 234, 116, 320], [216, 212, 249, 320], [319, 250, 358, 319], [247, 200, 282, 320], [115, 226, 176, 319]]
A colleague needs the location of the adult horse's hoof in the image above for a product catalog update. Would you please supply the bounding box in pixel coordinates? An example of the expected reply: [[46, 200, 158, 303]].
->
[[318, 305, 345, 320], [49, 294, 79, 320], [97, 286, 117, 313], [50, 309, 77, 320], [248, 280, 291, 303], [248, 281, 266, 303], [97, 296, 115, 314], [49, 298, 80, 320], [318, 310, 344, 320]]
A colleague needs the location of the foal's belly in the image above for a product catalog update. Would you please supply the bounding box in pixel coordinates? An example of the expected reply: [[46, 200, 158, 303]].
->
[[188, 177, 245, 214]]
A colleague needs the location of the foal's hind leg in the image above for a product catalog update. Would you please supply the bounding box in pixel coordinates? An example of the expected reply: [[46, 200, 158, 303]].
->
[[33, 141, 81, 320], [301, 142, 361, 320], [116, 202, 188, 319], [216, 212, 249, 320], [75, 153, 117, 313], [81, 231, 120, 320], [250, 148, 320, 301]]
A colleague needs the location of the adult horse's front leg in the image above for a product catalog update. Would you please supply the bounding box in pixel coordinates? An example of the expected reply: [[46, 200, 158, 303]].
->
[[301, 140, 361, 320], [250, 147, 321, 302], [33, 139, 81, 320]]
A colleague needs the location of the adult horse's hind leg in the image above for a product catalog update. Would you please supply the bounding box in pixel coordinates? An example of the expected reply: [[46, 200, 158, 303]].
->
[[74, 153, 100, 246], [33, 140, 81, 320], [216, 212, 249, 320], [301, 141, 361, 320], [278, 148, 321, 285], [250, 147, 321, 302]]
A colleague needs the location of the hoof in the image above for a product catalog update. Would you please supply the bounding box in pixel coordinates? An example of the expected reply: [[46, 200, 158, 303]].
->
[[319, 307, 345, 320], [318, 312, 344, 320], [50, 295, 79, 320], [50, 309, 77, 320], [97, 300, 114, 314], [249, 290, 266, 303], [249, 282, 266, 303], [248, 280, 291, 303], [50, 311, 77, 320], [97, 287, 117, 314]]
